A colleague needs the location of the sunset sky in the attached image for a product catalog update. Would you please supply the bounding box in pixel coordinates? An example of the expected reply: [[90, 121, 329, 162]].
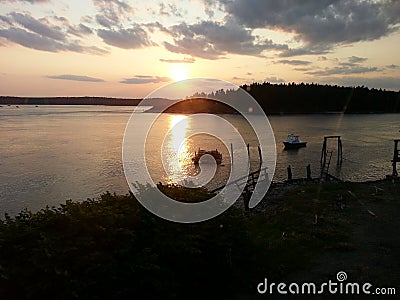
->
[[0, 0, 399, 98]]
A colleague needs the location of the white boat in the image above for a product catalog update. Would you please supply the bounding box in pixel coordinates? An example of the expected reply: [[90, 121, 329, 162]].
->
[[283, 134, 307, 149]]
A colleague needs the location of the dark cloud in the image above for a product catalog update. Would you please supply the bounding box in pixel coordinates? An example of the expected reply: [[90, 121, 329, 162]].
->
[[0, 27, 65, 52], [223, 0, 400, 52], [279, 45, 330, 57], [0, 13, 107, 54], [120, 75, 170, 84], [337, 56, 369, 67], [294, 67, 311, 72], [306, 66, 379, 76], [348, 56, 367, 64], [143, 21, 170, 35], [164, 20, 288, 59], [0, 15, 13, 26], [386, 64, 399, 69], [97, 25, 152, 49], [93, 0, 134, 28], [47, 74, 105, 82], [10, 12, 65, 41], [160, 57, 195, 63], [51, 16, 93, 37], [67, 23, 93, 37], [278, 59, 311, 66]]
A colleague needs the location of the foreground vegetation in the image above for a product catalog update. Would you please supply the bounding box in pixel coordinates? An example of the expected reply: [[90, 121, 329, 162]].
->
[[0, 180, 399, 299]]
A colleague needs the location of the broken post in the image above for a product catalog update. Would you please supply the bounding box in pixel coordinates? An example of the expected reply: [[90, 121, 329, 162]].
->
[[287, 165, 293, 181]]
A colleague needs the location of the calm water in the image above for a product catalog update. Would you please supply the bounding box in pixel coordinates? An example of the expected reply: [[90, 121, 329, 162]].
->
[[0, 105, 399, 215]]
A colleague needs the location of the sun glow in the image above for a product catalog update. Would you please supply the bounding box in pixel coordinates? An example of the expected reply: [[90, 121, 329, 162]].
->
[[169, 65, 189, 82]]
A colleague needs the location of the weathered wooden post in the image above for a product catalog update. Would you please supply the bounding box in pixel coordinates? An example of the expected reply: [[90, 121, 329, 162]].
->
[[320, 137, 327, 167], [392, 139, 400, 177], [337, 136, 343, 165], [230, 143, 234, 165], [306, 164, 312, 180], [287, 165, 293, 181], [243, 185, 250, 212], [258, 145, 262, 169]]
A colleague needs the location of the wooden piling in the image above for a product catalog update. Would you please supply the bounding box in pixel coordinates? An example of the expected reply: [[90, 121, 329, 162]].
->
[[230, 143, 234, 165], [392, 139, 400, 177]]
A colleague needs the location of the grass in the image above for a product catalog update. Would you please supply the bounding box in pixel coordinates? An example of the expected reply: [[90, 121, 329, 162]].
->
[[0, 180, 398, 299]]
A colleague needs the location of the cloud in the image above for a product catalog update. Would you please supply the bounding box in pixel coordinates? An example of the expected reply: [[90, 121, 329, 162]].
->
[[223, 0, 400, 51], [144, 21, 170, 34], [0, 0, 49, 3], [386, 64, 399, 69], [264, 76, 285, 83], [278, 59, 311, 66], [321, 76, 400, 91], [10, 12, 65, 41], [0, 27, 107, 54], [306, 66, 379, 76], [97, 25, 153, 49], [348, 56, 367, 64], [0, 12, 107, 54], [336, 56, 369, 67], [0, 27, 63, 52], [164, 19, 288, 59], [294, 67, 311, 72], [159, 3, 185, 17], [120, 75, 170, 84], [93, 0, 134, 28], [46, 74, 105, 82], [160, 57, 195, 63], [279, 45, 330, 57]]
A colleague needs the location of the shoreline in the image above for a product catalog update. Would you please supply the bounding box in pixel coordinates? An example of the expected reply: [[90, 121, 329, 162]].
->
[[1, 103, 400, 115]]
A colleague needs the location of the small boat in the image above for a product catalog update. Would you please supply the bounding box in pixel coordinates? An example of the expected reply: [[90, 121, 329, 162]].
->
[[283, 134, 307, 149], [192, 148, 222, 165]]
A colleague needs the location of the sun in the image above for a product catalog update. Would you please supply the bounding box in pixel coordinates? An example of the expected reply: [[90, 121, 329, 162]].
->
[[169, 65, 189, 82]]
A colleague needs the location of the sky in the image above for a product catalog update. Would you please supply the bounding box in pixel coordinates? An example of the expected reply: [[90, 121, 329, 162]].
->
[[0, 0, 399, 98]]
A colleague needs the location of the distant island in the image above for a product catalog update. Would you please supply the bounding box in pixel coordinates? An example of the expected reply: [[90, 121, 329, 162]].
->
[[0, 96, 142, 106], [1, 82, 399, 114]]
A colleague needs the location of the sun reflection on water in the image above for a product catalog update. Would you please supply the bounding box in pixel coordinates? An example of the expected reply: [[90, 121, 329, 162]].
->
[[163, 115, 193, 183]]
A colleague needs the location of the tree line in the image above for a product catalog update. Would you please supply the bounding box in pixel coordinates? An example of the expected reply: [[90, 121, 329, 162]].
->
[[193, 82, 400, 114]]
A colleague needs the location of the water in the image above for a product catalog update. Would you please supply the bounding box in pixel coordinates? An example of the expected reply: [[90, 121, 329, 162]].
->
[[0, 105, 399, 215]]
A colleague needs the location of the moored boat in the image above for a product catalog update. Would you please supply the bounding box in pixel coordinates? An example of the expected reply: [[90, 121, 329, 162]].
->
[[283, 134, 307, 149], [192, 148, 222, 164]]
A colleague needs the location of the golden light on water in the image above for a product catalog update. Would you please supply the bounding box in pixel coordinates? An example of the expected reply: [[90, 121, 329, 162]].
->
[[164, 115, 192, 182]]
